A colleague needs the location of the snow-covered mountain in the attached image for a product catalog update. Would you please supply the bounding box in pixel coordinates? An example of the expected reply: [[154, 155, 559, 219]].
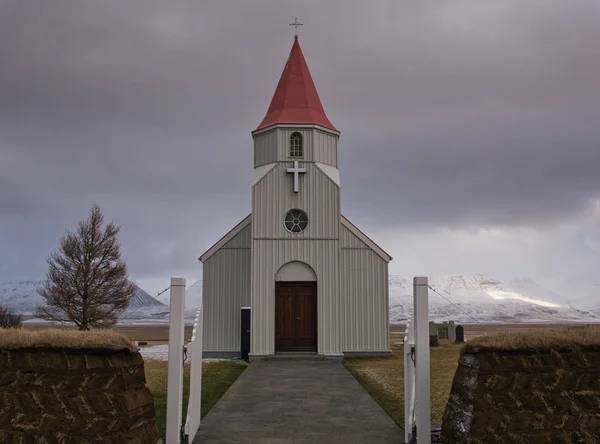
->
[[118, 284, 169, 321], [389, 275, 599, 324], [537, 276, 600, 315], [0, 279, 166, 319], [3, 275, 598, 324], [128, 285, 166, 309], [0, 280, 46, 314]]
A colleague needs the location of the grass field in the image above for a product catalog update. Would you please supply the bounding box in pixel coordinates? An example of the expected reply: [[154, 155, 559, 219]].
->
[[144, 360, 247, 437], [344, 340, 462, 428]]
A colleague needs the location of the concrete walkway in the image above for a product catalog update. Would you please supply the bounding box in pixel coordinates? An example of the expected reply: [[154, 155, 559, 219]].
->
[[193, 360, 403, 444]]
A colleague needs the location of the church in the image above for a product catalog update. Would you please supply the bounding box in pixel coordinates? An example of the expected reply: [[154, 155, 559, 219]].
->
[[199, 36, 392, 360]]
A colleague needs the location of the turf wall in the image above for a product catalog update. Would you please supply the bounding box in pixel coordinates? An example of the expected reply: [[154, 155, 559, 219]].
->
[[0, 345, 160, 443], [441, 342, 600, 443]]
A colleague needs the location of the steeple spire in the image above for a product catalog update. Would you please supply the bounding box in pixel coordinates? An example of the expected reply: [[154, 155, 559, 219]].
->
[[255, 37, 337, 132]]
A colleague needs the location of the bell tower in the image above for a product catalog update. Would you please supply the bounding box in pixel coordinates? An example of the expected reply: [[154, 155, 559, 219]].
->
[[249, 36, 343, 358]]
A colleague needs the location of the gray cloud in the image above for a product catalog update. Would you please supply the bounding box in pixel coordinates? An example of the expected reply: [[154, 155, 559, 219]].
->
[[0, 1, 598, 291]]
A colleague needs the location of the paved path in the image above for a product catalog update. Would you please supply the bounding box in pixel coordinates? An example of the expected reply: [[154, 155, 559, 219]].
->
[[193, 360, 403, 444]]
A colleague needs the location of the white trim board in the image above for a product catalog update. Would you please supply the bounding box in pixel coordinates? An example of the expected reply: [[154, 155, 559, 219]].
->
[[341, 216, 392, 262], [199, 215, 252, 262], [315, 162, 340, 187], [251, 123, 340, 138], [253, 162, 277, 186]]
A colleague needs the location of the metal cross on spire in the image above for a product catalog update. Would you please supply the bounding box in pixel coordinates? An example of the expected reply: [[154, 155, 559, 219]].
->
[[289, 17, 303, 39]]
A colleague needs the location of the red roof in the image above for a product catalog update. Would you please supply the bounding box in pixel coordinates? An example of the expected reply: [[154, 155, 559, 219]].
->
[[256, 37, 337, 132]]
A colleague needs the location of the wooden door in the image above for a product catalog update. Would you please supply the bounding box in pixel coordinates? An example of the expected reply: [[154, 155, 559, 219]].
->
[[275, 283, 295, 350], [275, 282, 317, 352]]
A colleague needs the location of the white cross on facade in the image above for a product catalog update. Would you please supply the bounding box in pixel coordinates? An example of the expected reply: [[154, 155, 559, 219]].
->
[[286, 160, 306, 193]]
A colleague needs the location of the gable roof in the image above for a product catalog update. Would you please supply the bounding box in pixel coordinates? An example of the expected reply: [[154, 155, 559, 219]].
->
[[255, 37, 337, 132], [199, 214, 251, 263], [341, 215, 393, 263], [199, 214, 392, 264]]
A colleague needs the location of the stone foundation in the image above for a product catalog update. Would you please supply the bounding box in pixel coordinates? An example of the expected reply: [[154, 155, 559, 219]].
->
[[441, 343, 600, 443], [0, 346, 160, 443]]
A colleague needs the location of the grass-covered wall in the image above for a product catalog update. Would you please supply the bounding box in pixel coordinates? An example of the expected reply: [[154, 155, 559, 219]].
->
[[441, 327, 600, 444], [0, 329, 160, 444]]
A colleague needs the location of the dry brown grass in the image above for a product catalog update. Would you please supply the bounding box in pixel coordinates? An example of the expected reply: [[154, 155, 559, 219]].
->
[[0, 328, 134, 349], [344, 340, 462, 427], [23, 323, 194, 343], [347, 325, 600, 430], [466, 325, 600, 351]]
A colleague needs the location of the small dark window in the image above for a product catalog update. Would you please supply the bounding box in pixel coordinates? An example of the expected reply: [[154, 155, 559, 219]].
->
[[290, 132, 303, 158], [438, 327, 449, 341]]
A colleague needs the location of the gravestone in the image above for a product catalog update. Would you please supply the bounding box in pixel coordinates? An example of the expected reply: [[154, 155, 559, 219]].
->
[[455, 325, 465, 343]]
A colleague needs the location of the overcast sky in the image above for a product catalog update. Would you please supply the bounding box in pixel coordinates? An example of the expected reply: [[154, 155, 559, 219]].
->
[[1, 1, 598, 295]]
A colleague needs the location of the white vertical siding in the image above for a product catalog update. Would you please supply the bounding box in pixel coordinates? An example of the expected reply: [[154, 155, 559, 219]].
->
[[276, 128, 314, 161], [247, 125, 387, 357], [313, 129, 338, 167], [223, 223, 252, 248], [340, 228, 390, 352], [251, 127, 342, 356], [267, 128, 338, 166], [340, 224, 369, 248], [202, 224, 251, 352], [250, 239, 341, 356], [254, 130, 278, 167], [252, 163, 339, 239]]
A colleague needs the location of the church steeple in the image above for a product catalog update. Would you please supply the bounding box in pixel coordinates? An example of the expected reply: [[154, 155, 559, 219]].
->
[[255, 38, 337, 132]]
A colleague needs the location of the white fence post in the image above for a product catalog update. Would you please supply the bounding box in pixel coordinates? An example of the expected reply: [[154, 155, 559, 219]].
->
[[414, 276, 431, 443], [404, 313, 415, 443], [166, 277, 186, 444], [184, 306, 204, 441]]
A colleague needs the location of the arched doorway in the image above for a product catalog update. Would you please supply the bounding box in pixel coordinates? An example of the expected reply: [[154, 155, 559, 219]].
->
[[275, 262, 317, 353]]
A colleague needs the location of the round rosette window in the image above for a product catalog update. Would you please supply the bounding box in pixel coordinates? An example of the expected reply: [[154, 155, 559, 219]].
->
[[284, 209, 308, 233]]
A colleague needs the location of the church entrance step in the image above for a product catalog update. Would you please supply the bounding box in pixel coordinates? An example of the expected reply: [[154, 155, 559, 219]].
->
[[267, 352, 325, 361]]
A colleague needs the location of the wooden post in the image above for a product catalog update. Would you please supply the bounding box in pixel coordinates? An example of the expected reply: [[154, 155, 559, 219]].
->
[[414, 276, 431, 443], [166, 277, 186, 444]]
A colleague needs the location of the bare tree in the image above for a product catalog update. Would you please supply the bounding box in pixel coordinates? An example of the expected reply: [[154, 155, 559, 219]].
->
[[36, 204, 136, 330], [0, 306, 22, 328]]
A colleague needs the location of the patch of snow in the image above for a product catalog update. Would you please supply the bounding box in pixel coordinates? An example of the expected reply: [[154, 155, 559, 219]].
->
[[486, 289, 561, 308], [139, 344, 170, 361], [138, 344, 242, 363], [22, 318, 57, 324]]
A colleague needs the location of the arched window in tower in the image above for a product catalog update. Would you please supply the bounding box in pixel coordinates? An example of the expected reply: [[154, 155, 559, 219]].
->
[[290, 132, 303, 158]]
